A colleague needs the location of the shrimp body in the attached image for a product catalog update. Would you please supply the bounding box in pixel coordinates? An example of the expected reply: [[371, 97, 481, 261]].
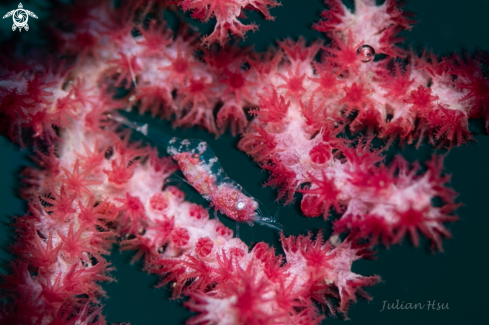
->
[[108, 114, 281, 230], [169, 139, 260, 224], [212, 182, 259, 224]]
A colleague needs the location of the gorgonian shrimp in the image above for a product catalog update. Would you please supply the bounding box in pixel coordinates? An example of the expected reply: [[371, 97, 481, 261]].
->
[[107, 113, 282, 231]]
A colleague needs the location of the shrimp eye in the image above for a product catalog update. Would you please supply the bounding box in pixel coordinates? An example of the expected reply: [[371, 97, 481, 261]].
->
[[235, 200, 247, 210]]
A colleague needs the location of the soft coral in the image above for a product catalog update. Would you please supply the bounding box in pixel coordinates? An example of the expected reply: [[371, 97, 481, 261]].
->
[[114, 192, 148, 234], [181, 0, 280, 46], [339, 82, 371, 116], [23, 231, 63, 269], [299, 171, 341, 219], [380, 61, 415, 100], [324, 31, 362, 74], [60, 160, 102, 195], [453, 54, 489, 130], [251, 87, 290, 123], [426, 105, 472, 148], [57, 223, 93, 262], [392, 204, 458, 252]]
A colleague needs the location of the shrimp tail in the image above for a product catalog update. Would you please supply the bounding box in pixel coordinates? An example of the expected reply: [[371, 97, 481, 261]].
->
[[107, 113, 175, 148]]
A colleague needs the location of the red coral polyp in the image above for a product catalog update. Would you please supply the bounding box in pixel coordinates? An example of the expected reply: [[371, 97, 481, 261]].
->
[[339, 82, 371, 115], [299, 171, 342, 219], [188, 203, 209, 221], [426, 106, 472, 148], [149, 193, 169, 212], [103, 156, 137, 186], [171, 227, 190, 248], [252, 87, 290, 123], [115, 192, 147, 234], [195, 237, 214, 257], [309, 143, 332, 164]]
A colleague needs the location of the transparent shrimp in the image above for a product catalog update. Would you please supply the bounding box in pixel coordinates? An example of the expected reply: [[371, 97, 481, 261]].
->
[[107, 113, 282, 231]]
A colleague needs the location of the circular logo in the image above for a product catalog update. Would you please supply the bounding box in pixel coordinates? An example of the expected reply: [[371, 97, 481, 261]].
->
[[14, 9, 28, 27]]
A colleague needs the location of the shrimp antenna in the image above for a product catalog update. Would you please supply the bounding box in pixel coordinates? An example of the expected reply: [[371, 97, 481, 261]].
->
[[271, 207, 280, 222], [253, 204, 282, 231], [254, 218, 283, 232]]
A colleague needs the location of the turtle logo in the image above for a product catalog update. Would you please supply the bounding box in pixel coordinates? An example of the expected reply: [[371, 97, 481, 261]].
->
[[3, 3, 38, 32]]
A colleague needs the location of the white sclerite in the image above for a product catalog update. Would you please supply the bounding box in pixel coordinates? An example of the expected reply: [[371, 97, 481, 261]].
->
[[197, 141, 207, 153], [208, 157, 218, 170]]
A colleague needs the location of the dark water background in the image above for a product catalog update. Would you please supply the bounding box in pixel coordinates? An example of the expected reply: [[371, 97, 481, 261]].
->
[[0, 0, 488, 324]]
